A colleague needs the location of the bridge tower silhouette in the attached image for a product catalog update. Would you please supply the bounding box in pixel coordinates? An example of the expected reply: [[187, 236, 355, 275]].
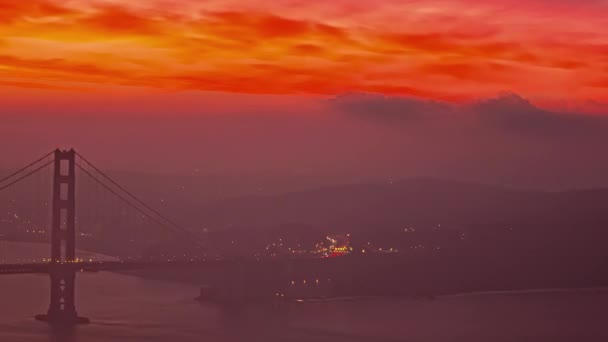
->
[[0, 148, 207, 325], [35, 149, 89, 324]]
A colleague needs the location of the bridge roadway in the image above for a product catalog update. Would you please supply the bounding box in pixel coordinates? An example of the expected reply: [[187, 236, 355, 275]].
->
[[0, 259, 248, 275]]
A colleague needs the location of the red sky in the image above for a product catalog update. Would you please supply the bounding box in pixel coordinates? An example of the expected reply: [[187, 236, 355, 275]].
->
[[0, 0, 607, 113]]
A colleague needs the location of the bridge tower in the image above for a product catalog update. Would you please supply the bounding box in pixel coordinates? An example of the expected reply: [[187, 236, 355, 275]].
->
[[36, 149, 89, 324]]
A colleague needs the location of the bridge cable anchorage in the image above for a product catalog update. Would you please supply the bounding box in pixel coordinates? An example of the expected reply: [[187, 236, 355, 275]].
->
[[0, 160, 54, 193], [75, 152, 190, 235], [74, 162, 204, 248]]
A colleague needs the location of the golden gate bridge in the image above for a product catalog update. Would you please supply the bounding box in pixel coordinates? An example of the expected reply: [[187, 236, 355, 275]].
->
[[0, 149, 215, 325]]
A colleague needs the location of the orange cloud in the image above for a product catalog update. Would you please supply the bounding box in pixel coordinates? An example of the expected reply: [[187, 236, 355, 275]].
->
[[78, 4, 163, 35], [0, 0, 606, 112], [0, 0, 73, 22]]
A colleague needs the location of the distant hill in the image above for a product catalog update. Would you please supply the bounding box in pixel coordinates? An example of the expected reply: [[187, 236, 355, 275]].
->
[[196, 178, 608, 232], [3, 166, 608, 236]]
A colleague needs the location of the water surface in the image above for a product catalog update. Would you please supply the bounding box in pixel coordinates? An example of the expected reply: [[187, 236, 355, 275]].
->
[[0, 272, 607, 342]]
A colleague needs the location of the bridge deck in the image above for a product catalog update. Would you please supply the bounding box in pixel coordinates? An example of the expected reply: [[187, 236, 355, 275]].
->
[[0, 258, 301, 275]]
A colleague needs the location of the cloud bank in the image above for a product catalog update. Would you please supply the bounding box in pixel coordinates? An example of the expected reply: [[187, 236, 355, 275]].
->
[[0, 0, 606, 110]]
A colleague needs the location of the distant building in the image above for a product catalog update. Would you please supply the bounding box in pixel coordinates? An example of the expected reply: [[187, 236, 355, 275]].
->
[[324, 234, 352, 258]]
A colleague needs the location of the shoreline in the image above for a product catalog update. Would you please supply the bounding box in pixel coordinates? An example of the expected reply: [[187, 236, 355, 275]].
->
[[113, 269, 608, 302]]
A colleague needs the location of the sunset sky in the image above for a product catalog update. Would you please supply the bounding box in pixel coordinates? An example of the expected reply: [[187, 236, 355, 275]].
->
[[2, 0, 608, 191], [0, 0, 607, 113]]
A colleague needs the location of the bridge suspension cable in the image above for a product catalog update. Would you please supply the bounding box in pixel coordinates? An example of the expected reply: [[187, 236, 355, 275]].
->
[[0, 151, 54, 187], [74, 154, 203, 247], [0, 159, 54, 193], [75, 164, 178, 233], [76, 152, 188, 235]]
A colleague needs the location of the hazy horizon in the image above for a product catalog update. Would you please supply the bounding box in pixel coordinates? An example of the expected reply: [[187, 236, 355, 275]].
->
[[2, 92, 608, 192]]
